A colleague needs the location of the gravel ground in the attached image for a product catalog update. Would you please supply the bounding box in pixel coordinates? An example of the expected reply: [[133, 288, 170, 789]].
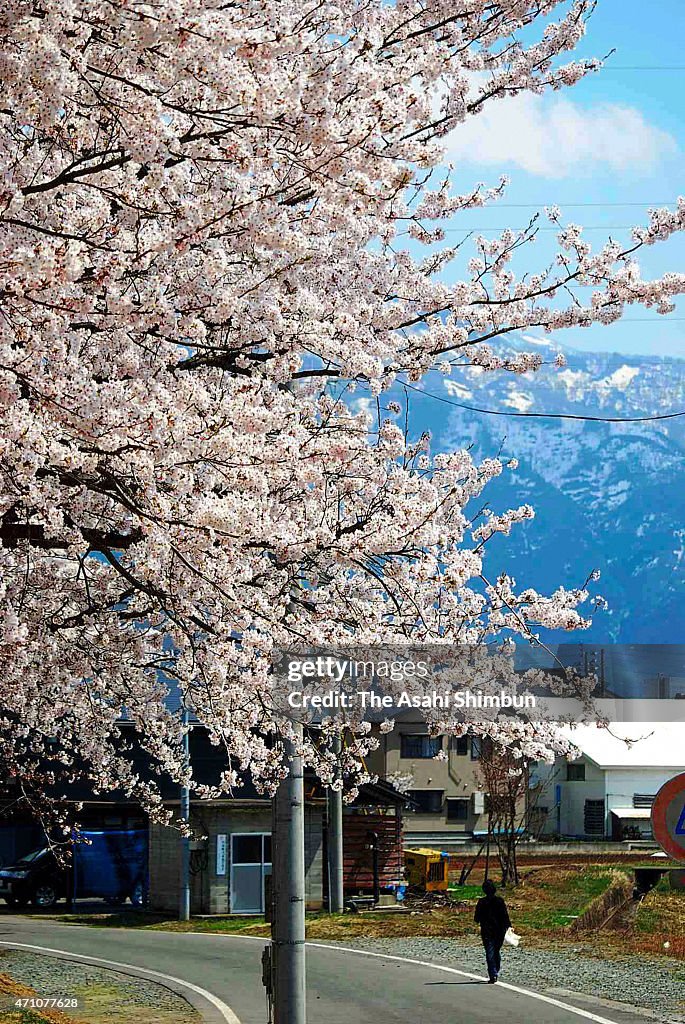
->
[[0, 950, 200, 1024], [328, 936, 685, 1024]]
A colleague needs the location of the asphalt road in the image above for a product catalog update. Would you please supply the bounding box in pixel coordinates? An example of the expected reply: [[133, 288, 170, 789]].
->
[[0, 915, 649, 1024]]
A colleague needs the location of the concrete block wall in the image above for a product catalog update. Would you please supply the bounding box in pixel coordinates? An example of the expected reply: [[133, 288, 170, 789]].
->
[[149, 801, 325, 915], [148, 818, 182, 914], [149, 805, 235, 915]]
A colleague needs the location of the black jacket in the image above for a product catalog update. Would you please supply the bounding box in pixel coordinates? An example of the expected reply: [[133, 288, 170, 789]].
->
[[474, 894, 511, 942]]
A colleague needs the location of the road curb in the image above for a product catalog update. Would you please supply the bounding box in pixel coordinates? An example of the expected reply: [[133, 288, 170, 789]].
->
[[0, 942, 241, 1024]]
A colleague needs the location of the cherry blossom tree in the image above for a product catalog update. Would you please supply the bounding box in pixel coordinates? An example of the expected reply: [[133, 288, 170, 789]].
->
[[476, 738, 529, 886], [0, 0, 681, 827]]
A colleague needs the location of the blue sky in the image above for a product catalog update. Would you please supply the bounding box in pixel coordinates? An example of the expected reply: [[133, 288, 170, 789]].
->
[[432, 0, 685, 359]]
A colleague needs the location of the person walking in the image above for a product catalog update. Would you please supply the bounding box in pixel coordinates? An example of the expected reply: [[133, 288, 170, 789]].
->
[[474, 878, 512, 983]]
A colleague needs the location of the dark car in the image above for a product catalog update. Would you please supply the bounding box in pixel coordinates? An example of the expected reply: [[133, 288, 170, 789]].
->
[[0, 832, 149, 909], [0, 847, 68, 908]]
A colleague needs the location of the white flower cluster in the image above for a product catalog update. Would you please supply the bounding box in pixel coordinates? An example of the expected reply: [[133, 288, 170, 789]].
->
[[0, 0, 669, 823]]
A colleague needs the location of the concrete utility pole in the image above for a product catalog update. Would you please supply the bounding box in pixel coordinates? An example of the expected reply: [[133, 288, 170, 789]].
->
[[271, 725, 306, 1024], [270, 377, 307, 1021], [327, 737, 344, 914], [179, 706, 191, 922]]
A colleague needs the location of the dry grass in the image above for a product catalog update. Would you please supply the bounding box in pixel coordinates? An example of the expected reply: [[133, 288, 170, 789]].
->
[[0, 972, 79, 1024], [0, 963, 199, 1024], [54, 865, 618, 940], [631, 883, 685, 959], [48, 864, 685, 963]]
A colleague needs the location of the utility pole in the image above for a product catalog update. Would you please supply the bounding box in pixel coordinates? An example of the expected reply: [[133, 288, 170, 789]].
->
[[271, 724, 306, 1024], [270, 378, 306, 1022], [327, 737, 344, 914], [179, 706, 191, 922]]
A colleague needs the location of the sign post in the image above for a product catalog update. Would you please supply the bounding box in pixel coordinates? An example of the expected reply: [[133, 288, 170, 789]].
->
[[216, 834, 227, 876], [652, 773, 685, 862]]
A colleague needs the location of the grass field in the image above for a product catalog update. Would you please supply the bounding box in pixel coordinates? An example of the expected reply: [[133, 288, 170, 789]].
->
[[41, 863, 685, 960], [47, 866, 624, 936], [633, 875, 685, 958]]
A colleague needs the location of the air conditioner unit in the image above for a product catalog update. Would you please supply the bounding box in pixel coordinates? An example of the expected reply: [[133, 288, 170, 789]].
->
[[472, 791, 486, 814]]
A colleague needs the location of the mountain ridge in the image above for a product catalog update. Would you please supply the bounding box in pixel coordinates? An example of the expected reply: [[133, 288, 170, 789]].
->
[[417, 333, 685, 643]]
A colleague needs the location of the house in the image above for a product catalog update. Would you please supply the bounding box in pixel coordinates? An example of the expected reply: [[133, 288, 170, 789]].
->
[[148, 786, 324, 915], [148, 772, 407, 915], [0, 724, 407, 913], [364, 713, 525, 848], [91, 719, 408, 915], [530, 722, 685, 841]]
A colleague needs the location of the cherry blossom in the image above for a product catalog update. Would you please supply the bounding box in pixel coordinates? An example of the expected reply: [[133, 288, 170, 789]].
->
[[0, 1, 680, 823]]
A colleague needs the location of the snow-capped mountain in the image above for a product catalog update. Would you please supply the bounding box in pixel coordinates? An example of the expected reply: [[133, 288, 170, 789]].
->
[[413, 334, 685, 643]]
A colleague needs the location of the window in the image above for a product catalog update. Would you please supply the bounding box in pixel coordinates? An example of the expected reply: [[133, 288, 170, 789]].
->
[[584, 799, 605, 837], [16, 848, 48, 866], [231, 834, 263, 864], [446, 798, 469, 822], [409, 790, 443, 814], [633, 794, 655, 808], [567, 762, 585, 781], [470, 736, 482, 760], [400, 734, 442, 759], [451, 736, 468, 756]]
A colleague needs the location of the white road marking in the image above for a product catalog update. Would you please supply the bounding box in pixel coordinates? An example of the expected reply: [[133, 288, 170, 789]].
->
[[160, 930, 627, 1022], [305, 940, 625, 1024], [2, 928, 630, 1024], [0, 941, 241, 1024]]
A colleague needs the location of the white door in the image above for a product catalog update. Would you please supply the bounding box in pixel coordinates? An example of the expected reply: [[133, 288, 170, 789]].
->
[[230, 833, 272, 914]]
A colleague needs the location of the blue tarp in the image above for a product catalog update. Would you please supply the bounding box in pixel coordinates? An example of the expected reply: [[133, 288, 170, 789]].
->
[[73, 829, 148, 900]]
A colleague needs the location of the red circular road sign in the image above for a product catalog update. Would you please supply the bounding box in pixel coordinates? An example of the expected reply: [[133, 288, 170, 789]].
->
[[652, 772, 685, 862]]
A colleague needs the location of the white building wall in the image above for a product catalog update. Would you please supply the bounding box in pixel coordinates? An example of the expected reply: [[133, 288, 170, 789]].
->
[[529, 756, 603, 837], [559, 757, 605, 837], [532, 761, 684, 838], [604, 768, 681, 817]]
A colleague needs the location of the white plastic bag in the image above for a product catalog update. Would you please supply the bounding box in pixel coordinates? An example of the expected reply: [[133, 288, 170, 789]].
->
[[504, 927, 521, 947]]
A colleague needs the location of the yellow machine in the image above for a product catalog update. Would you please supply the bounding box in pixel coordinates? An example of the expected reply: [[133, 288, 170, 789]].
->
[[404, 847, 449, 891]]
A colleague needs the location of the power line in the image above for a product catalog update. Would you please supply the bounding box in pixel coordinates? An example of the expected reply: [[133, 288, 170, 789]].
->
[[598, 66, 685, 71], [467, 202, 677, 209], [462, 317, 685, 323], [439, 225, 665, 233], [400, 379, 685, 423], [585, 317, 685, 323]]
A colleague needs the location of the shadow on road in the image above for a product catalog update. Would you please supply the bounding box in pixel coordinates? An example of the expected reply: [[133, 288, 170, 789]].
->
[[0, 899, 152, 918], [424, 980, 488, 986]]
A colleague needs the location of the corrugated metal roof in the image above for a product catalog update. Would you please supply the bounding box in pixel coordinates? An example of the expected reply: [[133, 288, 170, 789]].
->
[[560, 722, 685, 769]]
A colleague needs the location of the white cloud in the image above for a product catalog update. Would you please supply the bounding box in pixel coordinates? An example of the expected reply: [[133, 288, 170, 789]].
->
[[443, 93, 677, 178]]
